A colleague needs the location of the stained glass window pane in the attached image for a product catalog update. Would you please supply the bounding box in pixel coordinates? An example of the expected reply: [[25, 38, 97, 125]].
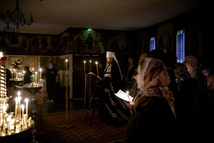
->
[[176, 29, 185, 63], [150, 37, 156, 51]]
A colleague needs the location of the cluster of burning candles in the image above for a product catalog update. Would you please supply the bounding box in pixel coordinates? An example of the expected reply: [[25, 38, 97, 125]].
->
[[0, 52, 33, 136], [9, 67, 43, 84], [10, 70, 24, 81], [83, 60, 99, 76], [0, 91, 33, 136], [30, 68, 43, 83], [14, 91, 29, 125]]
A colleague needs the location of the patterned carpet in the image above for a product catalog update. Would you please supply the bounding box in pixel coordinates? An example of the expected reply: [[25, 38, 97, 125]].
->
[[42, 109, 127, 143]]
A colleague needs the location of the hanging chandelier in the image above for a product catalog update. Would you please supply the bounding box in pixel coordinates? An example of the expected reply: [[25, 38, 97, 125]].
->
[[1, 0, 33, 33]]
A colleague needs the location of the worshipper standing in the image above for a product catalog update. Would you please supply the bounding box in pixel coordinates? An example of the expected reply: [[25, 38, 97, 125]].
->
[[202, 65, 214, 97], [45, 62, 57, 103], [124, 56, 136, 91], [184, 55, 207, 118], [127, 57, 176, 142], [98, 51, 130, 126], [23, 66, 32, 84], [174, 63, 200, 121]]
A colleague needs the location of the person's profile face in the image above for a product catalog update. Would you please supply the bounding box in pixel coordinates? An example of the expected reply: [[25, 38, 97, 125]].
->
[[183, 59, 193, 72], [106, 57, 113, 63], [128, 57, 133, 64]]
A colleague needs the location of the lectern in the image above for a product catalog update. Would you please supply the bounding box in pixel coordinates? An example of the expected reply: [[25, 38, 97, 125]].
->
[[84, 73, 103, 126]]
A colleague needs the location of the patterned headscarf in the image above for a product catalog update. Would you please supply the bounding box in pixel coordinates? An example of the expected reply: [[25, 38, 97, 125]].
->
[[134, 57, 175, 116]]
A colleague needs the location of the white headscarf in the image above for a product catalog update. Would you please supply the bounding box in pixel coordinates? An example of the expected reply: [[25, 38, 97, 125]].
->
[[106, 51, 123, 80]]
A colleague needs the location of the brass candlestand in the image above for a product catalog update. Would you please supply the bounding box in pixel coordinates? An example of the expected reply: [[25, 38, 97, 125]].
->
[[60, 59, 72, 129], [18, 86, 42, 143]]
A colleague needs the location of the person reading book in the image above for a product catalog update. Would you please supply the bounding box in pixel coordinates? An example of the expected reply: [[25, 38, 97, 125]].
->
[[127, 57, 176, 142], [97, 51, 130, 126]]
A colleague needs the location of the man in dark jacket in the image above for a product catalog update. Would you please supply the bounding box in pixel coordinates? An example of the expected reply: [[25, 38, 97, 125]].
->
[[45, 62, 57, 103]]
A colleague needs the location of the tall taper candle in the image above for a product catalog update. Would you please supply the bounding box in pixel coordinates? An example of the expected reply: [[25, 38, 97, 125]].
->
[[21, 104, 24, 121], [84, 61, 86, 74], [65, 59, 68, 70], [89, 60, 92, 72], [17, 91, 21, 119], [14, 97, 18, 126], [39, 68, 42, 82], [95, 61, 99, 76], [35, 71, 38, 83]]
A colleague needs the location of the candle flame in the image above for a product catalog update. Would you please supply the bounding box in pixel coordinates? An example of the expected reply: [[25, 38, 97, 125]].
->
[[21, 104, 24, 110], [126, 91, 129, 95], [25, 98, 29, 103], [15, 97, 18, 102], [17, 91, 21, 96]]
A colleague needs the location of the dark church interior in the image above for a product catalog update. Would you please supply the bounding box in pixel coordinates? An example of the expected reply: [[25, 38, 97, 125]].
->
[[0, 0, 214, 142]]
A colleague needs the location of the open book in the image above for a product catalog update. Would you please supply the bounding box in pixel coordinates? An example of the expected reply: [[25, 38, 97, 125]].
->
[[115, 90, 133, 102]]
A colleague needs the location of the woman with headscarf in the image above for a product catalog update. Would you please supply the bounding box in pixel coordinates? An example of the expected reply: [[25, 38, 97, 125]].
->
[[127, 57, 176, 142], [98, 51, 130, 126]]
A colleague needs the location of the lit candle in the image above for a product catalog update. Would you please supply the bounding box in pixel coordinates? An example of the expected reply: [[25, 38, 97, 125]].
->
[[35, 71, 38, 83], [21, 104, 24, 121], [95, 61, 99, 76], [17, 91, 21, 96], [25, 98, 28, 119], [89, 60, 92, 72], [126, 91, 130, 102], [14, 97, 18, 126], [84, 61, 86, 74], [17, 91, 21, 119], [39, 68, 42, 78], [65, 59, 68, 70]]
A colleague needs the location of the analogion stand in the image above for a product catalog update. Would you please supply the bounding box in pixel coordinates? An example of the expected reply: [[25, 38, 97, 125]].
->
[[84, 73, 103, 126]]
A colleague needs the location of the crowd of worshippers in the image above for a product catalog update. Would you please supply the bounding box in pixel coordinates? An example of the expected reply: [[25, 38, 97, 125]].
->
[[95, 50, 213, 141]]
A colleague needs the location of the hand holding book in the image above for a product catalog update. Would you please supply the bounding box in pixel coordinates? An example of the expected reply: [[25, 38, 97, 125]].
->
[[115, 90, 133, 102]]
